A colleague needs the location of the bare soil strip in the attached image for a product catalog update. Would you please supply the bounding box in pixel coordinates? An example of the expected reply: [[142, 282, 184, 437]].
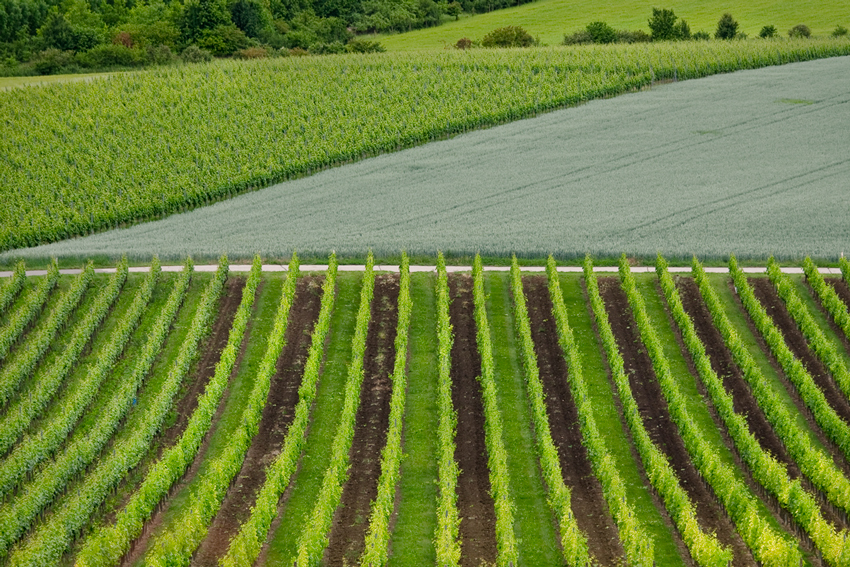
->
[[598, 277, 753, 567], [119, 276, 248, 567], [191, 276, 324, 567], [750, 278, 850, 431], [825, 278, 850, 312], [448, 274, 497, 567], [324, 274, 399, 566], [523, 276, 623, 565]]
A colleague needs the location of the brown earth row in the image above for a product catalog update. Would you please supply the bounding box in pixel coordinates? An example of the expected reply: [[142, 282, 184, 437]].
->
[[119, 275, 249, 567], [522, 276, 623, 566], [598, 277, 754, 567], [448, 274, 497, 567], [324, 274, 400, 567], [192, 276, 325, 567]]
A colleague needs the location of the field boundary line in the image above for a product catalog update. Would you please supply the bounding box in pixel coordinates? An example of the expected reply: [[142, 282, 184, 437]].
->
[[3, 266, 846, 278]]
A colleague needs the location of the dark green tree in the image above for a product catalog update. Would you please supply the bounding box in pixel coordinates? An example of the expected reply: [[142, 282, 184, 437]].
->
[[715, 13, 738, 40], [759, 25, 776, 38], [181, 0, 231, 43], [586, 21, 616, 43], [648, 8, 678, 40], [230, 0, 271, 37], [675, 18, 690, 39]]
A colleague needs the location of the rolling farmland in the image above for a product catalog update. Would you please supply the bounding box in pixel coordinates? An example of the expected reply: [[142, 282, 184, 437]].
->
[[2, 254, 850, 566]]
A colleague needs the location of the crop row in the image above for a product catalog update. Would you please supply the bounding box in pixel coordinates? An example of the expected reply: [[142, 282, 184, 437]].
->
[[583, 256, 729, 566], [692, 260, 850, 516], [804, 257, 850, 343], [138, 256, 269, 567], [0, 259, 159, 500], [3, 40, 850, 253], [509, 256, 588, 564], [294, 253, 375, 565], [544, 257, 654, 566], [0, 260, 26, 315], [361, 253, 413, 566], [0, 263, 93, 408], [658, 256, 850, 564], [768, 258, 850, 404], [620, 257, 800, 565], [0, 261, 58, 362], [729, 257, 850, 461], [471, 254, 518, 566], [433, 252, 462, 566]]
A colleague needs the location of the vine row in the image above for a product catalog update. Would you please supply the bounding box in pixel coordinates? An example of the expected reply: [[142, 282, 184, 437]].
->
[[803, 257, 850, 343], [545, 256, 654, 566], [0, 260, 26, 315], [583, 256, 729, 566], [0, 260, 58, 362]]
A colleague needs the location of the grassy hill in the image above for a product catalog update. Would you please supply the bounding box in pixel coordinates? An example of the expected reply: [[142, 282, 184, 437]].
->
[[375, 0, 849, 50]]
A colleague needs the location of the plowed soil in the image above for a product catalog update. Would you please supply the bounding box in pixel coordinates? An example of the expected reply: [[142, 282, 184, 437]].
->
[[598, 277, 754, 566], [523, 276, 623, 566], [448, 274, 497, 567], [749, 278, 850, 430], [325, 274, 399, 567], [825, 278, 850, 312], [119, 275, 249, 567], [192, 276, 325, 567]]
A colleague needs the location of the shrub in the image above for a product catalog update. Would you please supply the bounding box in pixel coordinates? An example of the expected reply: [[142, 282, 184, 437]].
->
[[676, 19, 691, 39], [309, 41, 346, 54], [235, 46, 269, 58], [77, 43, 146, 68], [788, 24, 811, 38], [715, 13, 739, 40], [562, 29, 592, 45], [197, 24, 250, 55], [180, 44, 212, 62], [693, 30, 710, 40], [346, 38, 385, 53], [648, 8, 679, 41], [616, 29, 651, 43], [759, 25, 777, 38], [288, 46, 309, 56], [833, 25, 849, 37], [454, 37, 473, 49], [735, 31, 748, 40], [146, 44, 176, 64], [32, 48, 75, 74], [586, 21, 616, 44], [481, 25, 535, 48]]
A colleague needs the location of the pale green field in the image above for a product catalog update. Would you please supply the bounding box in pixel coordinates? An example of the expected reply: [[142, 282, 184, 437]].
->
[[0, 73, 113, 91], [7, 55, 848, 263], [375, 0, 850, 50]]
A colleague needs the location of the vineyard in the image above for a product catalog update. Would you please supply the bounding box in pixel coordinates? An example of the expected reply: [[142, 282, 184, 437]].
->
[[1, 253, 850, 566]]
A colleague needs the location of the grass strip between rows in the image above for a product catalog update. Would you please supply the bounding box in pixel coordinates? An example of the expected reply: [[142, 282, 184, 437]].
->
[[293, 253, 374, 566], [769, 258, 850, 407], [434, 253, 461, 566], [131, 255, 278, 567], [219, 254, 338, 567], [545, 257, 654, 566], [0, 260, 26, 316], [6, 257, 216, 566], [0, 263, 93, 409], [659, 256, 850, 564], [803, 258, 850, 344], [360, 252, 412, 566], [583, 256, 729, 566], [729, 256, 850, 463], [509, 257, 589, 564], [620, 257, 801, 565], [0, 258, 126, 459], [0, 259, 159, 500], [471, 255, 518, 566], [0, 261, 58, 362]]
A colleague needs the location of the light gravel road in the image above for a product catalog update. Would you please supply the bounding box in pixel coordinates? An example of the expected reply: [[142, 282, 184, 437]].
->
[[5, 56, 849, 262]]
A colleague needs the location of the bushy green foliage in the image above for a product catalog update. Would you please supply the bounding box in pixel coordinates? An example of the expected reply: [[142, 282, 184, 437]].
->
[[833, 25, 849, 37], [648, 8, 678, 41], [180, 42, 212, 61], [692, 30, 710, 40], [585, 21, 616, 44], [789, 23, 811, 38], [715, 13, 738, 39], [759, 25, 777, 38], [481, 25, 534, 47]]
